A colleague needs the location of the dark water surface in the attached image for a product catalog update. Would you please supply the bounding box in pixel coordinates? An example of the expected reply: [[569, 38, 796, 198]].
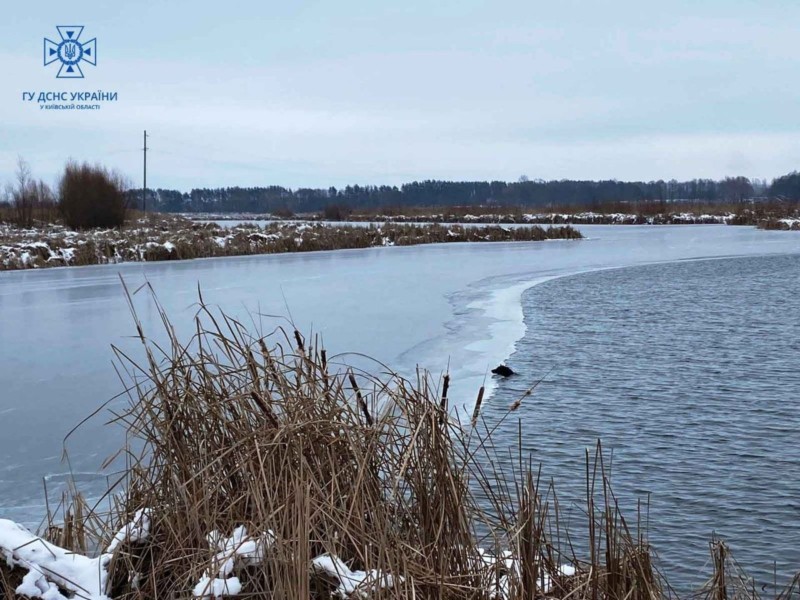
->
[[489, 254, 800, 591]]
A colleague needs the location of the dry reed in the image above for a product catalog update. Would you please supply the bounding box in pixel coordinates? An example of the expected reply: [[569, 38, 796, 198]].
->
[[2, 286, 791, 599]]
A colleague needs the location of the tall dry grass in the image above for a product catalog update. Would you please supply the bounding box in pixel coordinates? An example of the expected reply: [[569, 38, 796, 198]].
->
[[3, 286, 791, 599]]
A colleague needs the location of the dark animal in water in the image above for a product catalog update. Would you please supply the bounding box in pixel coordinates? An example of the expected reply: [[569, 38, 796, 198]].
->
[[491, 365, 515, 377]]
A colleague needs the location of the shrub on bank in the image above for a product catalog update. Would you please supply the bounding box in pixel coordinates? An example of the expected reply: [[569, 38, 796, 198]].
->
[[59, 161, 128, 229]]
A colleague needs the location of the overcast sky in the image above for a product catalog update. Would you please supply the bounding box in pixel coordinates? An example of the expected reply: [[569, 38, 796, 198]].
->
[[3, 0, 800, 191]]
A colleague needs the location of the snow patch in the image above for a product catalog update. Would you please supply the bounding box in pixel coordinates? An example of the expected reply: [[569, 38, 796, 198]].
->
[[310, 553, 402, 598], [0, 519, 110, 600], [192, 525, 275, 599], [106, 508, 151, 554]]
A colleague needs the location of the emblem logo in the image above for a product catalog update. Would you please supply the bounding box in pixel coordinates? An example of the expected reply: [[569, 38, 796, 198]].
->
[[44, 26, 96, 79]]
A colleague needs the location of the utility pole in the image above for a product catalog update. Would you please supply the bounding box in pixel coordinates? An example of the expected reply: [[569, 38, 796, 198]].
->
[[142, 130, 148, 213]]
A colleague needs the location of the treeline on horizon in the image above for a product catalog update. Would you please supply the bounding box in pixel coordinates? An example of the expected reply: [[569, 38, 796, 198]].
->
[[133, 171, 800, 214]]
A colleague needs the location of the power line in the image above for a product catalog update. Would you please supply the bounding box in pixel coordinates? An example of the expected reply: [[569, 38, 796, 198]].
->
[[142, 130, 148, 213]]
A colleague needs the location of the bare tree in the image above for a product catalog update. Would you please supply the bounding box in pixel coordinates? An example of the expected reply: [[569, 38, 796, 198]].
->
[[12, 157, 35, 227], [34, 180, 57, 222], [8, 158, 58, 227]]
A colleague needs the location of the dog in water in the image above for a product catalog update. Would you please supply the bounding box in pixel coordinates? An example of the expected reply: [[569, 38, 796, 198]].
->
[[491, 365, 515, 377]]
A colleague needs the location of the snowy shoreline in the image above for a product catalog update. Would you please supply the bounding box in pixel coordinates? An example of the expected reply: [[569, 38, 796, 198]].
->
[[186, 210, 739, 225], [0, 218, 580, 271]]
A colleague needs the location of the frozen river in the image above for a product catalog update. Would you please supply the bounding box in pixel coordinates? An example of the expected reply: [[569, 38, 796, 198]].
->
[[0, 224, 798, 587]]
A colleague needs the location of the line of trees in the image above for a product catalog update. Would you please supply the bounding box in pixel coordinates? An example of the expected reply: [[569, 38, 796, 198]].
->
[[4, 162, 800, 225], [1, 158, 129, 229], [768, 171, 800, 200], [129, 173, 800, 215]]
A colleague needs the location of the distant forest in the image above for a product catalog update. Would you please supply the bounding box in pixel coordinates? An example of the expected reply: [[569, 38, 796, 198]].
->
[[130, 171, 800, 214]]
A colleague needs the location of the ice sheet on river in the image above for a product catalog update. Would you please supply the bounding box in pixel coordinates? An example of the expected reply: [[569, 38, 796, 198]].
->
[[0, 224, 798, 525]]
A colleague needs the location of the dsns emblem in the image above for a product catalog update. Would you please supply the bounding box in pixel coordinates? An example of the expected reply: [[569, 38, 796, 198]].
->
[[44, 26, 97, 79]]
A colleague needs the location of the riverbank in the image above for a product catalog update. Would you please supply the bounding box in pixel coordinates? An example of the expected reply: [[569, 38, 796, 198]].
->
[[759, 217, 800, 230], [334, 211, 737, 225], [0, 217, 581, 271], [186, 210, 737, 225], [0, 303, 775, 599], [184, 208, 800, 228]]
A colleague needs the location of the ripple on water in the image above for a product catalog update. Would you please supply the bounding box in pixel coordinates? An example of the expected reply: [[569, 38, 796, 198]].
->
[[486, 254, 800, 592]]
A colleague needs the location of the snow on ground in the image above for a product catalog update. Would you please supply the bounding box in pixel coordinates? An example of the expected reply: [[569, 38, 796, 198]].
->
[[105, 509, 151, 554], [0, 219, 578, 271], [0, 509, 155, 600], [2, 514, 574, 599], [0, 219, 329, 269], [310, 553, 402, 599], [0, 518, 109, 600], [314, 211, 740, 225], [192, 525, 275, 599], [518, 211, 734, 225]]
